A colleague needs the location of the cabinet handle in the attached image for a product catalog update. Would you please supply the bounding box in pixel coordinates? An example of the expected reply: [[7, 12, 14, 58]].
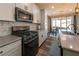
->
[[0, 51, 3, 54]]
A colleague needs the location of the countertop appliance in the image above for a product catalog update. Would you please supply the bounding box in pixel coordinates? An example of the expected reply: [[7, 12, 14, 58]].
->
[[15, 7, 33, 23], [12, 26, 39, 56]]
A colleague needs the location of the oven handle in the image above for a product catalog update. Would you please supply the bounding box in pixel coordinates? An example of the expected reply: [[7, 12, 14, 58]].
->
[[25, 37, 38, 44]]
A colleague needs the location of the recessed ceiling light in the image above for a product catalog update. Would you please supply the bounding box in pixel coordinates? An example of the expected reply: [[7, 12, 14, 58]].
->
[[52, 6, 54, 8]]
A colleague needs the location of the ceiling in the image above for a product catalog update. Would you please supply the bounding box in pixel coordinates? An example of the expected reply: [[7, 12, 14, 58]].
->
[[36, 3, 77, 17]]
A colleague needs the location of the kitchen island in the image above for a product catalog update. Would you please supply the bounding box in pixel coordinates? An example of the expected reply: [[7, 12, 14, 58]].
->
[[60, 32, 79, 56]]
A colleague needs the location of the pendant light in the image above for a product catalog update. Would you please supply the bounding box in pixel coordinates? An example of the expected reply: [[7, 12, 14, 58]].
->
[[75, 3, 79, 14]]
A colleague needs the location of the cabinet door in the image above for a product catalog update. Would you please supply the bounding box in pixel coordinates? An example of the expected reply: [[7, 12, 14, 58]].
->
[[15, 3, 25, 10], [0, 3, 15, 21], [16, 3, 33, 14], [0, 40, 21, 56], [24, 3, 33, 14], [33, 4, 41, 23], [39, 31, 43, 46], [38, 30, 45, 46]]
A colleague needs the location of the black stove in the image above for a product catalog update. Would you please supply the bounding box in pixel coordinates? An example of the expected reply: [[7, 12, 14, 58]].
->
[[12, 26, 39, 56]]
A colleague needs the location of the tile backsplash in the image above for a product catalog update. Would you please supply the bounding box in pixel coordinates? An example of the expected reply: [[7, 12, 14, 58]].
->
[[0, 22, 37, 37], [0, 22, 13, 36]]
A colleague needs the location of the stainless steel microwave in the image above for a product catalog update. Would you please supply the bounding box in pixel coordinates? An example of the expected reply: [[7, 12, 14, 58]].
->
[[15, 7, 33, 23]]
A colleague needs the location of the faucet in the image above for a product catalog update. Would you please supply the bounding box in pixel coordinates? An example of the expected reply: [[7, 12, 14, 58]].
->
[[66, 24, 77, 35], [66, 24, 74, 30]]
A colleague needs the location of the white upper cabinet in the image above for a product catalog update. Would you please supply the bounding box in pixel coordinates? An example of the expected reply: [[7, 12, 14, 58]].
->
[[32, 4, 41, 23], [16, 3, 33, 14], [0, 3, 15, 21], [24, 3, 33, 14], [15, 3, 25, 10]]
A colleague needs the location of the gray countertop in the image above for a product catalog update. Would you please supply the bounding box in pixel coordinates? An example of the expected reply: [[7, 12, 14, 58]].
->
[[0, 35, 21, 48]]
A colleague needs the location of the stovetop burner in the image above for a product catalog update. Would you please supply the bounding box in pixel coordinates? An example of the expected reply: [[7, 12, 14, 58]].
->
[[12, 30, 38, 42]]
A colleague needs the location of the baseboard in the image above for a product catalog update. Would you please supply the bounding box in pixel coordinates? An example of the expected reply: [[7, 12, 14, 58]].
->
[[39, 38, 48, 48]]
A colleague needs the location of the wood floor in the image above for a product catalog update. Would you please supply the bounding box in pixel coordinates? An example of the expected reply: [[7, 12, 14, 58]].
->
[[37, 37, 54, 56]]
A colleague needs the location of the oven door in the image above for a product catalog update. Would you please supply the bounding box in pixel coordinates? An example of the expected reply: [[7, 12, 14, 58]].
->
[[22, 37, 39, 56]]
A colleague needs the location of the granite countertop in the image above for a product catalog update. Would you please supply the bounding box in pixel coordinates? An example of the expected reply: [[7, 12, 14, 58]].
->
[[60, 34, 79, 52], [0, 35, 21, 48]]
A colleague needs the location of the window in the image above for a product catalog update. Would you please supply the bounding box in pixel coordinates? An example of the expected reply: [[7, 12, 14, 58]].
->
[[56, 19, 60, 27], [51, 16, 73, 31], [61, 19, 66, 28], [51, 18, 56, 28], [67, 17, 72, 30], [52, 20, 56, 27]]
